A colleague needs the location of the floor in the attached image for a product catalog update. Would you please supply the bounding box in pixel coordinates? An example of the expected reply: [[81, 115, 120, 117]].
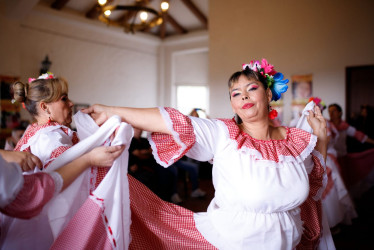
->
[[178, 179, 374, 249]]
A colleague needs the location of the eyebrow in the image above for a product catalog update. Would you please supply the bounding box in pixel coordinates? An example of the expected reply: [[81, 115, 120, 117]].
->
[[230, 82, 259, 93]]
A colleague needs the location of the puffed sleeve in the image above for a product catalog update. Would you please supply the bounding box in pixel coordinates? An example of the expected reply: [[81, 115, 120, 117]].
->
[[30, 129, 74, 169], [149, 107, 222, 167], [0, 172, 63, 219]]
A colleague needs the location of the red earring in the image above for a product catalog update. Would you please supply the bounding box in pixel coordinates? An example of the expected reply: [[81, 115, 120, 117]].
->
[[48, 117, 51, 123], [268, 106, 278, 120]]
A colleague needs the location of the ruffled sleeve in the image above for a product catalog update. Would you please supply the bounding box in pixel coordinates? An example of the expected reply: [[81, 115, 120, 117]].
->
[[149, 107, 221, 167], [0, 172, 55, 219], [29, 128, 77, 169]]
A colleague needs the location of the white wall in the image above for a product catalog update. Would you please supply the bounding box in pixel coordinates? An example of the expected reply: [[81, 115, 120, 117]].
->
[[209, 0, 374, 123], [0, 3, 161, 120], [159, 31, 209, 107]]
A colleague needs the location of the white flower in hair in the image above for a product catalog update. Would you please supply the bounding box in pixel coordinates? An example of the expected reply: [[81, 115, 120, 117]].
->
[[38, 72, 54, 79]]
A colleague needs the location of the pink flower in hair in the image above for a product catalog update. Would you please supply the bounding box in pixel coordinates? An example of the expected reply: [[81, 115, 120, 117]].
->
[[261, 59, 276, 75]]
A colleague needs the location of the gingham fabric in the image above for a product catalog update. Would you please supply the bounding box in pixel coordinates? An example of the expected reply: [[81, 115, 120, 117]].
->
[[220, 119, 314, 162], [49, 114, 132, 250], [0, 173, 54, 219], [150, 107, 195, 167], [149, 106, 330, 249], [128, 175, 216, 250], [1, 114, 130, 250], [51, 198, 113, 250], [296, 154, 324, 250]]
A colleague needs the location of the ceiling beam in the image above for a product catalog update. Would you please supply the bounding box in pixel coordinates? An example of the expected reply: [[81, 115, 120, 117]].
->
[[51, 0, 70, 10], [166, 13, 187, 34], [159, 12, 166, 39], [86, 0, 114, 19], [181, 0, 208, 29]]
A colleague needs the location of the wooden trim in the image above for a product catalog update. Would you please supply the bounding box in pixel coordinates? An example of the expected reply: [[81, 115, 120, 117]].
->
[[51, 0, 70, 10], [181, 0, 208, 28], [166, 13, 187, 34]]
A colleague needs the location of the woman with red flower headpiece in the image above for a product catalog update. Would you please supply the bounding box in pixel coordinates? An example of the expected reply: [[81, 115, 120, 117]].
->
[[83, 59, 332, 249]]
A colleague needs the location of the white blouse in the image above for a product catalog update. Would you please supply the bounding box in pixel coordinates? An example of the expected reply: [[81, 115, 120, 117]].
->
[[149, 107, 326, 250]]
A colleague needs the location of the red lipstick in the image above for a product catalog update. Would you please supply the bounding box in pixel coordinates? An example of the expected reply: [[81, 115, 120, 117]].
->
[[242, 103, 254, 109]]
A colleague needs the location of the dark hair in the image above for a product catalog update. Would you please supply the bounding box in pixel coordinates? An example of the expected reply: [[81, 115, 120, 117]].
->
[[328, 103, 342, 113], [12, 78, 68, 117], [228, 67, 269, 91]]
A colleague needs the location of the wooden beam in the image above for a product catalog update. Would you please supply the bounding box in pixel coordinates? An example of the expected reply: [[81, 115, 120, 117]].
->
[[181, 0, 208, 29], [51, 0, 70, 10], [86, 0, 114, 19], [159, 12, 166, 39], [166, 13, 187, 34]]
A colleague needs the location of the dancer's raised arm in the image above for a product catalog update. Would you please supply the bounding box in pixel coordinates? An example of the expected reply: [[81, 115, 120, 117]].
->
[[82, 104, 171, 134]]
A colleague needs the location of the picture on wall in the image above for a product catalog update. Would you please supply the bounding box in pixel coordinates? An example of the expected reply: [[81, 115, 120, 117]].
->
[[290, 74, 313, 125]]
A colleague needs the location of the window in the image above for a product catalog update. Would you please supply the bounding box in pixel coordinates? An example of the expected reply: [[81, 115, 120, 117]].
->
[[176, 85, 208, 117]]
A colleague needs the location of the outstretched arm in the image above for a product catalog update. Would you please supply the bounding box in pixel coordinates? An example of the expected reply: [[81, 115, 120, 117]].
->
[[82, 104, 171, 134]]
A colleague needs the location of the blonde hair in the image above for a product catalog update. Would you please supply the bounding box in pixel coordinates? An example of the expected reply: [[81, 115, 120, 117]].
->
[[12, 78, 69, 117]]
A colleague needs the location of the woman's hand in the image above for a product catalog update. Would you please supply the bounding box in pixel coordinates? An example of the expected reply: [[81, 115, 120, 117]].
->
[[0, 150, 42, 171], [86, 145, 125, 167], [82, 104, 113, 126], [307, 106, 328, 161], [307, 106, 327, 140]]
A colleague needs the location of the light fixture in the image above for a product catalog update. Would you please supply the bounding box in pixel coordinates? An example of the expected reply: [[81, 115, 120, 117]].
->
[[97, 0, 169, 34]]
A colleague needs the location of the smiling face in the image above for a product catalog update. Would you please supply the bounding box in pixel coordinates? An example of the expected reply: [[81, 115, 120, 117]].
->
[[230, 75, 272, 123], [46, 94, 74, 126]]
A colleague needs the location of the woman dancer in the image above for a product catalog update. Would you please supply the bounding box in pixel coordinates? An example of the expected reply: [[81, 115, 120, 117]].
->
[[0, 148, 123, 219], [84, 59, 331, 249], [0, 73, 124, 250]]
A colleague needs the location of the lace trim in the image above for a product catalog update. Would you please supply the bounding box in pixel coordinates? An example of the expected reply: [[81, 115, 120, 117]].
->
[[148, 107, 194, 168], [48, 171, 63, 195], [218, 119, 317, 164]]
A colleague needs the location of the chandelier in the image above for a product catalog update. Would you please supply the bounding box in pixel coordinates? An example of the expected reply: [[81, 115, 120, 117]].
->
[[97, 0, 169, 34]]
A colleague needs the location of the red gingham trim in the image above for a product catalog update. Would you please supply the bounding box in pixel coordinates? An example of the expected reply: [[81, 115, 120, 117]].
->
[[219, 118, 315, 163], [335, 121, 349, 131], [149, 107, 196, 167], [1, 173, 54, 219], [354, 130, 367, 143], [296, 154, 325, 249], [15, 122, 63, 151], [128, 175, 216, 249], [44, 146, 71, 169], [89, 193, 117, 249], [51, 198, 113, 250]]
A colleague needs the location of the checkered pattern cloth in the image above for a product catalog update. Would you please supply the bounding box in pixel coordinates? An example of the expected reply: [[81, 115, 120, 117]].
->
[[150, 107, 327, 249], [1, 173, 55, 219], [296, 154, 325, 249], [128, 175, 216, 250]]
